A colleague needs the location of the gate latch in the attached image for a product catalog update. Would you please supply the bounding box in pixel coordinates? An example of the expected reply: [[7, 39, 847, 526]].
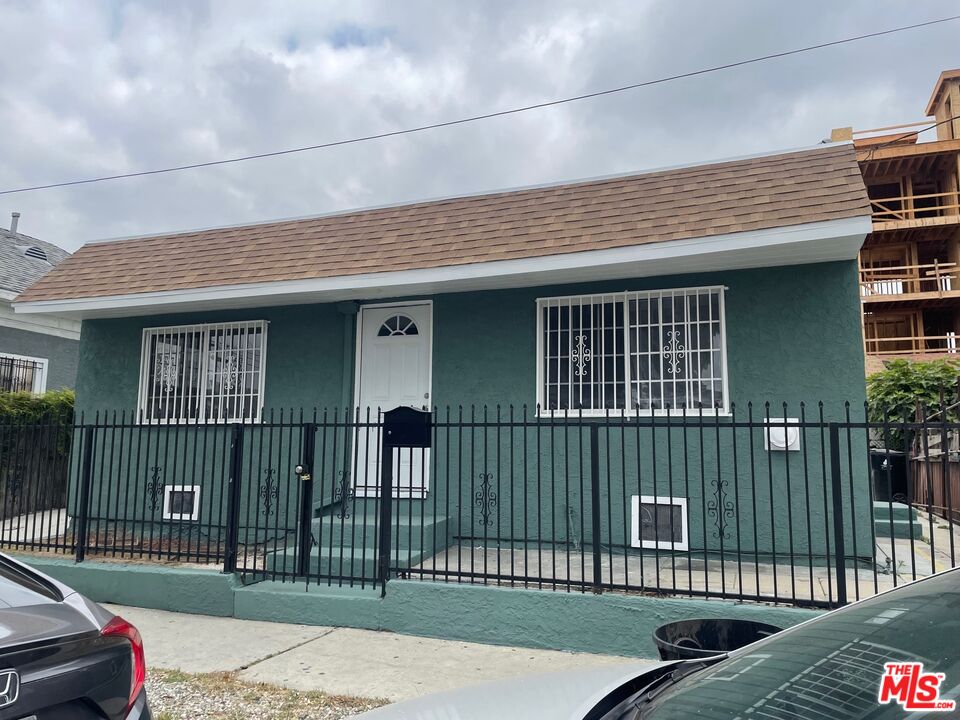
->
[[294, 464, 311, 482]]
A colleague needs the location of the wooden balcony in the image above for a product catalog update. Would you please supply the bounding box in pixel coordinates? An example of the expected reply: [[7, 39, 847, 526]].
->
[[863, 332, 958, 358], [870, 190, 960, 232], [860, 261, 960, 306]]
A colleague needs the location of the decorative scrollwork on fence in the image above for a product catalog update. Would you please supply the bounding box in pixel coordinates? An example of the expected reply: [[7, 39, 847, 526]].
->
[[706, 477, 736, 540], [146, 466, 164, 511], [335, 470, 355, 520], [475, 472, 498, 528], [260, 469, 279, 517]]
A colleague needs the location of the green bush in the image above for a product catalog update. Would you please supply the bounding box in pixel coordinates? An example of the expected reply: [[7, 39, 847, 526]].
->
[[867, 358, 960, 423], [0, 389, 75, 423], [0, 390, 74, 513]]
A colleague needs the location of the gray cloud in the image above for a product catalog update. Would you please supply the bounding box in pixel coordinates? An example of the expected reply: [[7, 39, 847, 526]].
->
[[0, 0, 957, 250]]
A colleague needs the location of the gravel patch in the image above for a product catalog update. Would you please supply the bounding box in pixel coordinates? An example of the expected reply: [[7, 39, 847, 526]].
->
[[147, 668, 388, 719]]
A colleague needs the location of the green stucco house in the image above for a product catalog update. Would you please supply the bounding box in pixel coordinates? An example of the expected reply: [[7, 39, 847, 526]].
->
[[13, 143, 876, 591]]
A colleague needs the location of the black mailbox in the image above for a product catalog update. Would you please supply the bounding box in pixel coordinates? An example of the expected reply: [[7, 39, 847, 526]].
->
[[383, 406, 432, 448]]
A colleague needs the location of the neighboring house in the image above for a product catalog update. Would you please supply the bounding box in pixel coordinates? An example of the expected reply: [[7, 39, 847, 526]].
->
[[0, 213, 80, 393], [12, 143, 874, 566], [831, 69, 960, 374]]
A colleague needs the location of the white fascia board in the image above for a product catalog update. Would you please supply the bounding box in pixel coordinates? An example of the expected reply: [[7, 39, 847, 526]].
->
[[0, 298, 81, 339], [14, 215, 870, 320]]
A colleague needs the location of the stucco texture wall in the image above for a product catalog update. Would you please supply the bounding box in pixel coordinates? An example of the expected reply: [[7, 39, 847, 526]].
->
[[75, 303, 345, 414], [75, 261, 866, 415], [0, 324, 79, 389], [430, 261, 865, 412]]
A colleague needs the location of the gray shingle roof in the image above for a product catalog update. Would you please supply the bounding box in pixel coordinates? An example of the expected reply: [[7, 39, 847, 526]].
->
[[0, 227, 70, 294]]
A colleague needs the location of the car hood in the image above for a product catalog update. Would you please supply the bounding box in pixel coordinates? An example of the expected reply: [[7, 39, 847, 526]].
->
[[356, 661, 665, 720]]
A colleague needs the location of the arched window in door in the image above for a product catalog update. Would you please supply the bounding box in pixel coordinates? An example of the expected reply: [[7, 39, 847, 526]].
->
[[378, 314, 419, 337]]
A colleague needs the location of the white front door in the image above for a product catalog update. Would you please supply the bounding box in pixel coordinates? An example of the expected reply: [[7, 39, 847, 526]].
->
[[354, 303, 432, 497]]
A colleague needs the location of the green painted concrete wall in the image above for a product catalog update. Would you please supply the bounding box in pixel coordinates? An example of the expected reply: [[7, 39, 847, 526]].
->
[[69, 261, 872, 565], [21, 555, 238, 616], [20, 556, 821, 658]]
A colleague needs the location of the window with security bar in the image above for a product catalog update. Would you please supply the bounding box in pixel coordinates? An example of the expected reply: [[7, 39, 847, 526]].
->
[[0, 353, 47, 393], [138, 321, 267, 423], [537, 287, 727, 414]]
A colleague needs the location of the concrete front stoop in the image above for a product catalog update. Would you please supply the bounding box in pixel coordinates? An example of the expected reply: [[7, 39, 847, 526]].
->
[[265, 506, 450, 580], [873, 501, 923, 540]]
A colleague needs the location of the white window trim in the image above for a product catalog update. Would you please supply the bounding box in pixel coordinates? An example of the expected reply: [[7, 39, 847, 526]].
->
[[535, 286, 730, 417], [631, 495, 688, 552], [162, 484, 201, 522], [0, 352, 48, 393], [137, 320, 269, 425]]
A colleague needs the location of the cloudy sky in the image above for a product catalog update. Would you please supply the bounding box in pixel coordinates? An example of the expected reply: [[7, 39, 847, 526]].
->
[[0, 1, 957, 251]]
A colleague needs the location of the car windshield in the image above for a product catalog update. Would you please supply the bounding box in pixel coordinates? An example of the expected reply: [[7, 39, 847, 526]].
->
[[638, 570, 960, 719]]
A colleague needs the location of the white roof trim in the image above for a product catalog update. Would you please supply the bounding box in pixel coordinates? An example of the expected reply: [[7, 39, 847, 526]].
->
[[0, 297, 81, 339], [14, 215, 870, 319]]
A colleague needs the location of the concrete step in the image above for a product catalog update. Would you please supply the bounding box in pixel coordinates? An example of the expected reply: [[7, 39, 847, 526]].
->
[[311, 513, 449, 551], [875, 517, 923, 539], [872, 501, 917, 522], [873, 502, 923, 539], [265, 545, 431, 579]]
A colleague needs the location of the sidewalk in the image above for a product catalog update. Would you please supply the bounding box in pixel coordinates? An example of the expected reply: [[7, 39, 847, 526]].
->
[[106, 604, 648, 704]]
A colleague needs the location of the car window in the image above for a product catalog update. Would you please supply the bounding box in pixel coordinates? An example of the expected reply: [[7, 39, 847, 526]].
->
[[0, 557, 61, 606], [641, 571, 960, 719]]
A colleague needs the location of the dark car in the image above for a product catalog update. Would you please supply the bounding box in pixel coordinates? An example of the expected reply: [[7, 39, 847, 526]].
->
[[0, 554, 149, 719], [360, 567, 960, 719]]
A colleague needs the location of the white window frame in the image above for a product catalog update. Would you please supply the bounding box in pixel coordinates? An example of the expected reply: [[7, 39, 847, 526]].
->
[[137, 320, 269, 424], [631, 495, 689, 551], [535, 286, 729, 417], [0, 352, 48, 394], [162, 485, 201, 521]]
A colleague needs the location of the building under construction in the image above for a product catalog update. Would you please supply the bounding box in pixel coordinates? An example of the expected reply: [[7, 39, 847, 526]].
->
[[833, 69, 960, 374]]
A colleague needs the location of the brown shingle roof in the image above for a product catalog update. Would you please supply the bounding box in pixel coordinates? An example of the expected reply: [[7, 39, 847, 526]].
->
[[17, 144, 868, 303]]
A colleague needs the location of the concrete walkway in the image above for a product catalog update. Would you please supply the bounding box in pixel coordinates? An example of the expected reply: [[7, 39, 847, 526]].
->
[[106, 604, 646, 703]]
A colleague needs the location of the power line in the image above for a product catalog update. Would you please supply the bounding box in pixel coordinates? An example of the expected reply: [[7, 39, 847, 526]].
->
[[2, 14, 959, 197]]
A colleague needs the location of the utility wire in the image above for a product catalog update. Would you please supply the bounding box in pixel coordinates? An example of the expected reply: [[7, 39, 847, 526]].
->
[[2, 14, 958, 196]]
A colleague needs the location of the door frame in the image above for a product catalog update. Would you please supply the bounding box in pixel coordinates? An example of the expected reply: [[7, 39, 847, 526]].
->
[[352, 300, 434, 497]]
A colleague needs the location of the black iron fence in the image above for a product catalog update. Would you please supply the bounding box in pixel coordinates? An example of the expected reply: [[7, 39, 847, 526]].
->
[[1, 404, 959, 609]]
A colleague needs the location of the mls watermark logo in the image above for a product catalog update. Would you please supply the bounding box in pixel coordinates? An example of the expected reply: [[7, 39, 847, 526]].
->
[[878, 662, 956, 712]]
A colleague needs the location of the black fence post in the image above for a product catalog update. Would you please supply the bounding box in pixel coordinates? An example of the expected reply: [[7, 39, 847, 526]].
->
[[222, 423, 244, 574], [590, 424, 603, 594], [377, 440, 394, 597], [828, 422, 848, 606], [297, 423, 317, 578], [74, 425, 95, 563]]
